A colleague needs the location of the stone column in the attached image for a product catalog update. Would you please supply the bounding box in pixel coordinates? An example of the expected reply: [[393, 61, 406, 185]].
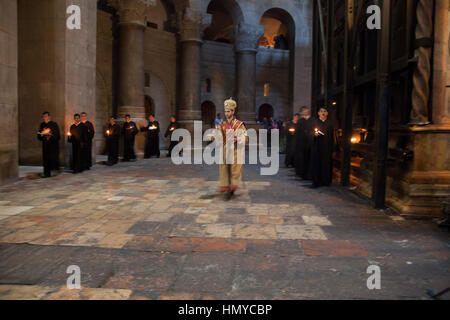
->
[[234, 23, 264, 124], [399, 0, 450, 218], [431, 0, 450, 124], [110, 0, 155, 154], [111, 0, 154, 120], [177, 8, 210, 132], [409, 0, 434, 125], [0, 0, 18, 184]]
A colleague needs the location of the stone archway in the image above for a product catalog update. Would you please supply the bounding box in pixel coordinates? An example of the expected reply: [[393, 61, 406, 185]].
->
[[144, 72, 173, 149], [258, 104, 274, 122], [258, 8, 296, 119], [201, 101, 216, 129]]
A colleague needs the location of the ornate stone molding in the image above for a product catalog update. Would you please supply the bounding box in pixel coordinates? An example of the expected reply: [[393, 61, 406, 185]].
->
[[410, 0, 434, 126], [108, 0, 156, 26], [233, 22, 265, 52]]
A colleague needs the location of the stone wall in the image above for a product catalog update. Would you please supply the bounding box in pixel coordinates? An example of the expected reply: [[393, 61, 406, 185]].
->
[[200, 41, 291, 121], [201, 41, 236, 117], [256, 47, 290, 120], [18, 0, 96, 165], [63, 0, 97, 162], [95, 9, 177, 154], [0, 0, 18, 184], [144, 27, 177, 148]]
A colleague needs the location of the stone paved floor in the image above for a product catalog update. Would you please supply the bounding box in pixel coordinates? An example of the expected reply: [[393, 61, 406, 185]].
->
[[0, 156, 449, 300]]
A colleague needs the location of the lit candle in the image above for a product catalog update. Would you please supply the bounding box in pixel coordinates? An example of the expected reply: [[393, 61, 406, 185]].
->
[[351, 137, 358, 143], [67, 132, 71, 137], [289, 128, 295, 133], [106, 130, 110, 135]]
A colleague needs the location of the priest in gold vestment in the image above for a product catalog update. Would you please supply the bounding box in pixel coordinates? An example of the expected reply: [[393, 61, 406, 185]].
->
[[216, 98, 248, 200]]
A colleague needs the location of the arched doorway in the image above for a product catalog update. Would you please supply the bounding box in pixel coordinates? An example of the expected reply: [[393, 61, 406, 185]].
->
[[201, 101, 216, 129], [258, 104, 274, 122], [203, 0, 244, 43], [258, 8, 296, 118]]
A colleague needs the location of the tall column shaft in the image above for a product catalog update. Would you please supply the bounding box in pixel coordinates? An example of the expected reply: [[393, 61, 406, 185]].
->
[[236, 50, 257, 123], [117, 23, 145, 119], [234, 23, 264, 124], [432, 0, 450, 125], [178, 39, 202, 123]]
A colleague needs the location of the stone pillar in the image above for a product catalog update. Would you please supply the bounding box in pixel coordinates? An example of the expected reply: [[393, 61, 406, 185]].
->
[[110, 0, 155, 154], [394, 0, 450, 218], [177, 8, 209, 132], [117, 24, 146, 119], [0, 0, 18, 184], [431, 0, 450, 125], [409, 0, 434, 125], [112, 0, 153, 120], [234, 23, 264, 124], [178, 39, 203, 127]]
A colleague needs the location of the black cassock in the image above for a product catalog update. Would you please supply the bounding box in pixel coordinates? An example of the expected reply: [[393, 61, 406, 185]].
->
[[37, 121, 61, 177], [68, 123, 88, 173], [285, 120, 298, 167], [83, 121, 95, 168], [122, 121, 139, 161], [106, 123, 121, 166], [142, 121, 160, 158], [311, 118, 334, 187], [164, 121, 181, 156], [294, 117, 313, 179]]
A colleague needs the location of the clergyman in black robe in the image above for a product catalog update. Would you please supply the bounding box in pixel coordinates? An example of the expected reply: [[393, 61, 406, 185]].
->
[[285, 114, 300, 168], [295, 107, 313, 180], [164, 115, 181, 157], [68, 114, 89, 174], [106, 117, 121, 166], [311, 107, 334, 188], [37, 112, 60, 177], [122, 114, 139, 161], [81, 112, 95, 169], [142, 115, 160, 158]]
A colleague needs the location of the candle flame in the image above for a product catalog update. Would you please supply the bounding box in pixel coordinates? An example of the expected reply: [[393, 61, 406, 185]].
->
[[351, 137, 358, 143]]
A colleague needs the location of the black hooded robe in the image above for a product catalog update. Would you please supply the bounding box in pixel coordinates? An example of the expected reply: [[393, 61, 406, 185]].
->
[[83, 121, 95, 169], [122, 121, 139, 161], [164, 121, 181, 157], [294, 117, 313, 180], [310, 118, 334, 187], [142, 121, 160, 158], [68, 122, 89, 174], [106, 123, 121, 166], [37, 121, 61, 177], [285, 120, 298, 167]]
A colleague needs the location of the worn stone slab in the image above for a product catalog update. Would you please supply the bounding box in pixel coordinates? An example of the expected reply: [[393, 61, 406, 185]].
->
[[276, 225, 327, 240]]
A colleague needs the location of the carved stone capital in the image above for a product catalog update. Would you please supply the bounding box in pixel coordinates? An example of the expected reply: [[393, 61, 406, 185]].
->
[[109, 0, 156, 27], [233, 23, 265, 52], [178, 7, 211, 42]]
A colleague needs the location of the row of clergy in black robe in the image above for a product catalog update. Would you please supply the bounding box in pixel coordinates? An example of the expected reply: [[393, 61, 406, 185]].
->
[[105, 114, 181, 166], [37, 112, 94, 177], [38, 112, 181, 177], [284, 106, 334, 188]]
